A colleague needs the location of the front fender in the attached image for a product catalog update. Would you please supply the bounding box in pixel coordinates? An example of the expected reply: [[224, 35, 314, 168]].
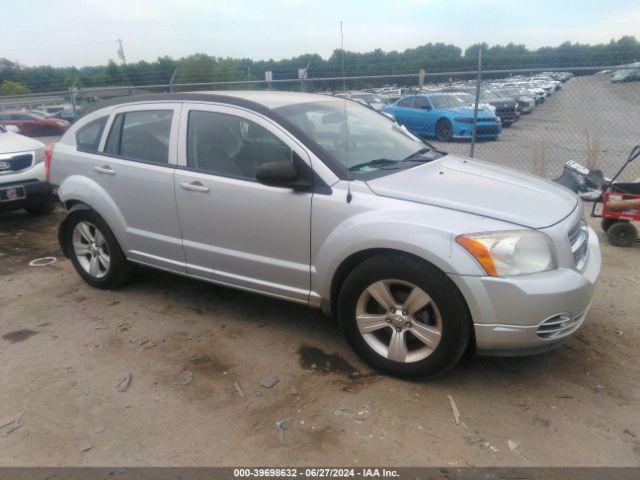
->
[[311, 205, 486, 301], [57, 175, 129, 252]]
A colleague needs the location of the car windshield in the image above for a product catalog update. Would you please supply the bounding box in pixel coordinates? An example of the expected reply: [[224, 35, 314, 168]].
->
[[428, 95, 468, 109], [274, 100, 441, 172]]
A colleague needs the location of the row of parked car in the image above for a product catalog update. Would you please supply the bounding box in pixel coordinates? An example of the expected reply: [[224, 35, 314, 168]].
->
[[0, 104, 78, 137], [605, 62, 640, 83], [334, 71, 573, 142]]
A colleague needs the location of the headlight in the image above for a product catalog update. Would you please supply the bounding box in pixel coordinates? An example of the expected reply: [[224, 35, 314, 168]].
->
[[454, 117, 474, 124], [33, 147, 45, 164], [456, 230, 556, 276]]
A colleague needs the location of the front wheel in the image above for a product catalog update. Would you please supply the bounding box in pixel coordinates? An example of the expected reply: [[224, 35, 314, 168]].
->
[[435, 119, 453, 142], [337, 255, 471, 378]]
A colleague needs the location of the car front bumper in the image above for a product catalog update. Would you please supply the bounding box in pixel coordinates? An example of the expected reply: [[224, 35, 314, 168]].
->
[[452, 123, 502, 140], [449, 229, 601, 355], [0, 179, 55, 213]]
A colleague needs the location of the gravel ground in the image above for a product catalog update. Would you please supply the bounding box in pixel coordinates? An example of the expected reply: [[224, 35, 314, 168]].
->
[[0, 205, 638, 467]]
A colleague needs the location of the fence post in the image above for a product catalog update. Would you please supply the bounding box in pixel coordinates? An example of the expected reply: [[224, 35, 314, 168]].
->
[[469, 49, 483, 158], [70, 81, 78, 117], [265, 71, 273, 90], [169, 67, 178, 93], [418, 69, 425, 89]]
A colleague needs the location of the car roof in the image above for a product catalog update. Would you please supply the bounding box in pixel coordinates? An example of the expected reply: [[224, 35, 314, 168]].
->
[[79, 90, 347, 119], [196, 90, 346, 108]]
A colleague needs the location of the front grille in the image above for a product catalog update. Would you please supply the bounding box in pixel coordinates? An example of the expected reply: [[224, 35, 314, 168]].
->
[[568, 215, 589, 271], [537, 312, 584, 339], [0, 154, 33, 174], [496, 106, 516, 115], [476, 125, 499, 135]]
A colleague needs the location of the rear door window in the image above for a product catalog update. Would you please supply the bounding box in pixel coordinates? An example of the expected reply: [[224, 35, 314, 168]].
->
[[104, 110, 173, 164], [396, 97, 414, 108]]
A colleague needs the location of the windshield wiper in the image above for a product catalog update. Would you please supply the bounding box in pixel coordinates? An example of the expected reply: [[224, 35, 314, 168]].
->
[[401, 147, 436, 161], [348, 158, 398, 171]]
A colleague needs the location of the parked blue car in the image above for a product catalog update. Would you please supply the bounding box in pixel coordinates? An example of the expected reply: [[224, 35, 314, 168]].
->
[[381, 93, 502, 142]]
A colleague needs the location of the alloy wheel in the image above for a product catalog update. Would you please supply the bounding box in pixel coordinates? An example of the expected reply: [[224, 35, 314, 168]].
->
[[355, 279, 443, 363], [72, 221, 110, 279]]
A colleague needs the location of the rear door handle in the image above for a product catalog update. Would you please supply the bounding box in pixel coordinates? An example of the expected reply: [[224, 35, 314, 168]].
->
[[94, 165, 115, 175], [179, 181, 210, 193]]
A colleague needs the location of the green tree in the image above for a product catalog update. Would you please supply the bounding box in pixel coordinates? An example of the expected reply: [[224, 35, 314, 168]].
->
[[0, 80, 30, 95]]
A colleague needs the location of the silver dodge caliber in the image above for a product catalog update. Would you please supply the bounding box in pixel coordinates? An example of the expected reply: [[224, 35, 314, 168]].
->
[[51, 91, 601, 377]]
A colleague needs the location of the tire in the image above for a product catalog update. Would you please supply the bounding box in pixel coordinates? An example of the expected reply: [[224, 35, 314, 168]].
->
[[63, 209, 135, 289], [435, 119, 453, 142], [600, 218, 618, 232], [607, 221, 638, 247], [26, 200, 56, 215], [337, 254, 471, 378], [502, 121, 512, 127]]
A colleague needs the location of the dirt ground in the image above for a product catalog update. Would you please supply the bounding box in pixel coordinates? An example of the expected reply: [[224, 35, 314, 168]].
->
[[0, 205, 638, 467]]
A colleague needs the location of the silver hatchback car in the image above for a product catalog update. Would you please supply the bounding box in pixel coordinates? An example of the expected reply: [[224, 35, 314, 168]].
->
[[51, 91, 601, 377]]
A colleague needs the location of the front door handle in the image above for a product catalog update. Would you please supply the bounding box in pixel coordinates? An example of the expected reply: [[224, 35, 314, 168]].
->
[[179, 181, 210, 193], [94, 165, 115, 175]]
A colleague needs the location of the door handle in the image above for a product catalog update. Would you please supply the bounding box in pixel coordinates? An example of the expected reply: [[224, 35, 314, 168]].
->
[[94, 165, 115, 175], [179, 181, 210, 193]]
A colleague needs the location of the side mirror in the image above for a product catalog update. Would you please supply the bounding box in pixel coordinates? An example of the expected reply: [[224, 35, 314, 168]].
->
[[256, 161, 312, 191], [5, 125, 19, 133]]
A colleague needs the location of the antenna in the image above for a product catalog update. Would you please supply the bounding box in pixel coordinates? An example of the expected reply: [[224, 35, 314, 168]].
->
[[341, 20, 353, 204]]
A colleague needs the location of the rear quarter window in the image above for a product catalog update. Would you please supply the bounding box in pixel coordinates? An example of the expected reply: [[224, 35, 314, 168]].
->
[[75, 116, 108, 153]]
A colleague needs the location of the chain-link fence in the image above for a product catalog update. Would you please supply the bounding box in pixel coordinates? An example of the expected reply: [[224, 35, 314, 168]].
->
[[1, 63, 639, 180]]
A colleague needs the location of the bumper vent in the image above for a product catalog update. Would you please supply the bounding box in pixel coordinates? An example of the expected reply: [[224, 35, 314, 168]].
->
[[537, 312, 584, 339], [568, 215, 589, 271]]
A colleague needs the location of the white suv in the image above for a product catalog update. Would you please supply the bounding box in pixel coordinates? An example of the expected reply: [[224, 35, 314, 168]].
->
[[0, 123, 55, 215], [51, 92, 601, 377]]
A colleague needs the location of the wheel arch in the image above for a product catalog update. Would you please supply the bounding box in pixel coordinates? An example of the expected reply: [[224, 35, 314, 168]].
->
[[328, 248, 477, 354], [328, 248, 470, 320], [57, 176, 129, 258]]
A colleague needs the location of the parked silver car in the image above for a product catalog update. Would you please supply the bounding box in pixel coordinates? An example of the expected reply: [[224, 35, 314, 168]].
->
[[50, 91, 601, 377]]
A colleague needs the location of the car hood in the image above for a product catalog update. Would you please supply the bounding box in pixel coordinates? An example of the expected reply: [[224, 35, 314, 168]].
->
[[441, 106, 493, 118], [366, 155, 578, 229], [0, 130, 44, 154]]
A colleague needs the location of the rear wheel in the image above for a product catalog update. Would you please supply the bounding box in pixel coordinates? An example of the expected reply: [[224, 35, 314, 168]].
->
[[337, 255, 471, 378], [435, 119, 453, 142], [607, 221, 637, 247], [64, 210, 135, 289]]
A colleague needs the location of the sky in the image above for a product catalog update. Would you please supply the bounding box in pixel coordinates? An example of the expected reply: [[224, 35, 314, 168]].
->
[[1, 0, 639, 68]]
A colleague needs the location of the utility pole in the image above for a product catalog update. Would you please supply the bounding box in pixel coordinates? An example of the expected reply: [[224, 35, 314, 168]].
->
[[469, 48, 483, 158], [117, 39, 127, 65], [117, 38, 133, 94]]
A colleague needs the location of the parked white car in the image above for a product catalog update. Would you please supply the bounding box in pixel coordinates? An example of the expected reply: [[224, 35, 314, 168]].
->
[[0, 123, 55, 215]]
